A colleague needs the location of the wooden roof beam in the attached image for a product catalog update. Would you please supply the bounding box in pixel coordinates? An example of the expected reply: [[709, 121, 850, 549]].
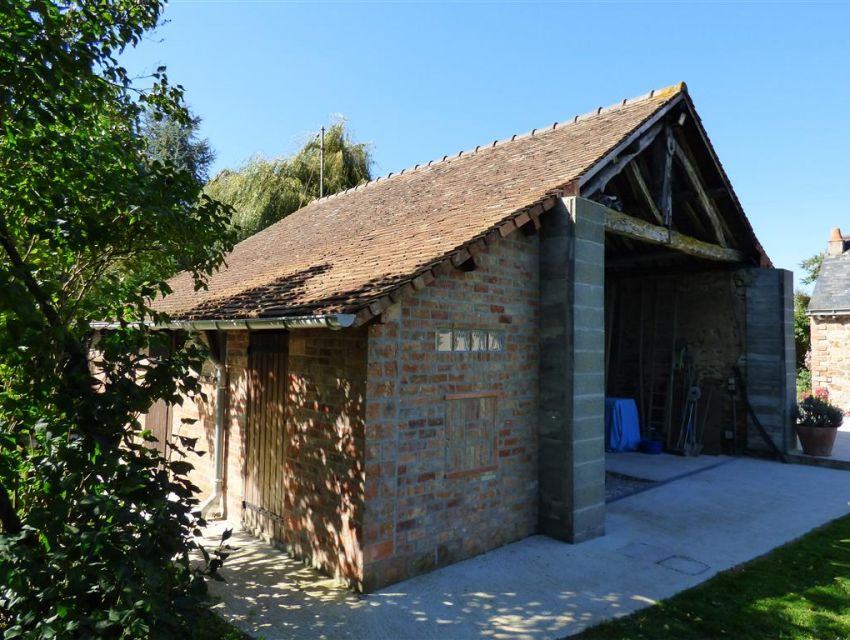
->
[[580, 121, 665, 197], [671, 136, 728, 247], [624, 160, 664, 225], [655, 126, 674, 227], [604, 207, 745, 263]]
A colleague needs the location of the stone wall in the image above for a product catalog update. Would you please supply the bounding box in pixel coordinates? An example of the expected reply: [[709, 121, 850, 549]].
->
[[538, 197, 606, 543], [362, 229, 540, 590], [811, 315, 850, 413], [745, 268, 796, 453]]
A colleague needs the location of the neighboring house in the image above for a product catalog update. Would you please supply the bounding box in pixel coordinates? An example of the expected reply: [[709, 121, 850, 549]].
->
[[145, 83, 795, 591], [809, 229, 850, 411]]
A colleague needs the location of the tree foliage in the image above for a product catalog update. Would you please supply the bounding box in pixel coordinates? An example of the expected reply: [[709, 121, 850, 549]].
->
[[0, 1, 236, 637], [205, 119, 372, 240], [794, 292, 812, 395], [800, 252, 824, 286], [141, 108, 215, 184]]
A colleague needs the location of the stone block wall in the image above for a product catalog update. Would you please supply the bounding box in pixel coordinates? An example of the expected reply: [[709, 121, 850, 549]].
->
[[362, 229, 540, 590], [811, 316, 850, 413], [745, 268, 796, 453], [538, 197, 605, 543]]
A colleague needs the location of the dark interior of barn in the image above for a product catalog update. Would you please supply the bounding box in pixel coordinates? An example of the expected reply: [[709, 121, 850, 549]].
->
[[584, 96, 766, 459]]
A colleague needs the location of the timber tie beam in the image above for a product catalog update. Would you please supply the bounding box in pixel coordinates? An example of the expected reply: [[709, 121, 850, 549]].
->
[[603, 207, 745, 263]]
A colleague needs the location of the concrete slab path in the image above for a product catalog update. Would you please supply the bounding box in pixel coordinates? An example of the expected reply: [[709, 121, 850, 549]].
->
[[205, 458, 850, 640]]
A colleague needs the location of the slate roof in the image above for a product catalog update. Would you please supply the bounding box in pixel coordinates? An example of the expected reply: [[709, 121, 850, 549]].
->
[[155, 83, 722, 323], [810, 254, 850, 313]]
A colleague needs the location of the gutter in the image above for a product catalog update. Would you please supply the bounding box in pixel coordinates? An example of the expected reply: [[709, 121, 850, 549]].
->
[[90, 313, 357, 332], [807, 309, 850, 317]]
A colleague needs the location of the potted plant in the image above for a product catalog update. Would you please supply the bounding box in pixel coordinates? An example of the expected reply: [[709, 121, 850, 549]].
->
[[796, 388, 844, 456]]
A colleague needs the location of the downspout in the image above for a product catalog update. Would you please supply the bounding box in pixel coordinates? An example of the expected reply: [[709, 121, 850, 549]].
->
[[200, 331, 227, 517]]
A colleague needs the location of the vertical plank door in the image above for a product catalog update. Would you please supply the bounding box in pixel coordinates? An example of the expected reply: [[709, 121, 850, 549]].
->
[[242, 331, 288, 542], [144, 338, 173, 459]]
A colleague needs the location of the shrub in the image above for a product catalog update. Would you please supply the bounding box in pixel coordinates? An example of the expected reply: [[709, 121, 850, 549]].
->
[[797, 394, 844, 429]]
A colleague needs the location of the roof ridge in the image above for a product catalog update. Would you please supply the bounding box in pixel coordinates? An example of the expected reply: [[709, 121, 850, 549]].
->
[[314, 82, 687, 204]]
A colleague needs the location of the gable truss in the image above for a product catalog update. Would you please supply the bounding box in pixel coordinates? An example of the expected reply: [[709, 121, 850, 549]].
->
[[579, 95, 748, 263]]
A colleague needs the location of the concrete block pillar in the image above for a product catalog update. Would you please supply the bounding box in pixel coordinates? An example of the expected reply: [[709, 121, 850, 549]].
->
[[744, 268, 796, 453], [538, 196, 606, 543]]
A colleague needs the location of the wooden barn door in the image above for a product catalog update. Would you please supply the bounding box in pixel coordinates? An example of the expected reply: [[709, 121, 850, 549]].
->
[[243, 331, 288, 541], [144, 338, 173, 458]]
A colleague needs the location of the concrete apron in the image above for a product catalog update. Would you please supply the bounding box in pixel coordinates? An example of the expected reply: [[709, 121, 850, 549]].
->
[[204, 458, 850, 640]]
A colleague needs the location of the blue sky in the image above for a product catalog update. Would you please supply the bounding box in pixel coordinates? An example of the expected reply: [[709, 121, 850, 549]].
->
[[122, 1, 850, 284]]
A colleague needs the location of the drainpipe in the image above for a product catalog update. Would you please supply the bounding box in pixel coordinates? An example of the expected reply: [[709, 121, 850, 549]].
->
[[200, 331, 227, 517]]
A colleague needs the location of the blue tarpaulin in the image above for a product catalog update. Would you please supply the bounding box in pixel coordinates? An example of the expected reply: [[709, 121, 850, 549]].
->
[[605, 397, 641, 452]]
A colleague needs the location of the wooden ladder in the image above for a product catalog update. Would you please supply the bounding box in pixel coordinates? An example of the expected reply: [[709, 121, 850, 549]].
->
[[644, 278, 678, 440]]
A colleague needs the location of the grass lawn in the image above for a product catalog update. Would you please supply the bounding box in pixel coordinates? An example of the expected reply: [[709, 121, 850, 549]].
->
[[575, 513, 850, 640]]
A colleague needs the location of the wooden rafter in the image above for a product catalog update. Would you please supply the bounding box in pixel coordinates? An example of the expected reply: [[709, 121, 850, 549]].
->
[[581, 121, 665, 197], [671, 136, 728, 248], [604, 207, 744, 263], [657, 127, 674, 226], [624, 160, 664, 225], [578, 92, 684, 197]]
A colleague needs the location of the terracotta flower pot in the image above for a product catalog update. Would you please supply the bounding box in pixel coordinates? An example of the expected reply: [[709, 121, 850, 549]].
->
[[795, 424, 839, 457]]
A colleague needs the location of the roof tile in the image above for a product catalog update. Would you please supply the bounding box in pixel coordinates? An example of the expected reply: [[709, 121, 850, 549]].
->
[[156, 85, 685, 320]]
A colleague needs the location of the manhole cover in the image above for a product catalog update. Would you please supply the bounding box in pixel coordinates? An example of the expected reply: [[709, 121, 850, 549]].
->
[[657, 555, 710, 575], [616, 541, 671, 563]]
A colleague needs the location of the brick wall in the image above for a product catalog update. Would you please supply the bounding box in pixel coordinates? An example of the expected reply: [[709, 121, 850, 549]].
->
[[141, 335, 218, 507], [167, 374, 216, 501], [148, 331, 248, 521], [362, 231, 539, 590], [223, 331, 249, 521], [147, 328, 367, 588], [811, 316, 850, 413], [281, 328, 367, 585], [165, 328, 367, 585]]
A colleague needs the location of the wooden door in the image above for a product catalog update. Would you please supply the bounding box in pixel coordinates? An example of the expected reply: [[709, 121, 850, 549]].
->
[[144, 339, 173, 458], [243, 331, 288, 541]]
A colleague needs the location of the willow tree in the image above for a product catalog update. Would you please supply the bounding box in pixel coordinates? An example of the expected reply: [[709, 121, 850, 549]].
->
[[205, 120, 372, 240], [0, 1, 235, 637]]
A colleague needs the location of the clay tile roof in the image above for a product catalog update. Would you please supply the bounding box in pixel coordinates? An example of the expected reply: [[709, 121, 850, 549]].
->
[[156, 84, 687, 322]]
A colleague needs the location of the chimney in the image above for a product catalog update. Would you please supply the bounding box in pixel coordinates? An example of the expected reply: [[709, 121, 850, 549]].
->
[[828, 228, 846, 256]]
